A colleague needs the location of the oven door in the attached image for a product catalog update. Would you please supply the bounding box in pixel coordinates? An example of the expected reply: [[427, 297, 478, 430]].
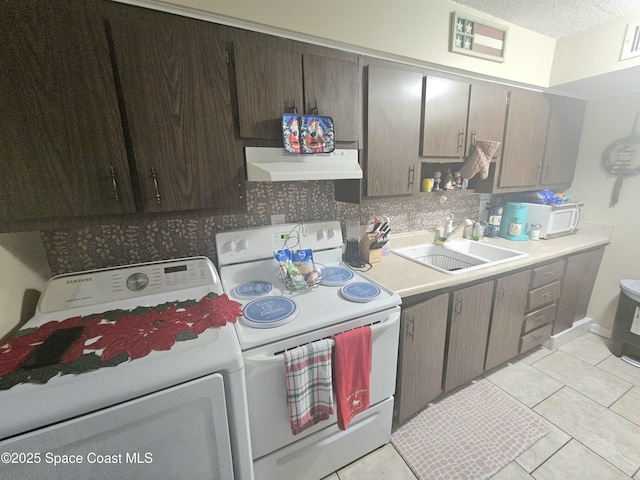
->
[[243, 307, 400, 460]]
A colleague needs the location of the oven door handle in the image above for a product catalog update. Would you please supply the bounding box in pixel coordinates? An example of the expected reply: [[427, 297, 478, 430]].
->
[[244, 313, 400, 365]]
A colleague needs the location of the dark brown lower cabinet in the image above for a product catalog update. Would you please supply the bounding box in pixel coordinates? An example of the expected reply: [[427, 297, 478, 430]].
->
[[485, 270, 531, 370], [554, 247, 605, 334], [396, 294, 449, 424], [444, 281, 494, 392]]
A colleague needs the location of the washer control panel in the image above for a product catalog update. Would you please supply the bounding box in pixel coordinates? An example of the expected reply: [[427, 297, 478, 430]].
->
[[38, 257, 219, 314]]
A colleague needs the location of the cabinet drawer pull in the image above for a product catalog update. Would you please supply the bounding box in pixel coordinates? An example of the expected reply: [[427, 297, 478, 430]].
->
[[544, 271, 556, 277], [150, 167, 161, 204], [109, 166, 120, 205], [536, 314, 547, 322]]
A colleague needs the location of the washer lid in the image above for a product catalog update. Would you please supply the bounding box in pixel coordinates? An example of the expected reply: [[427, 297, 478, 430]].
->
[[241, 297, 298, 328], [621, 279, 640, 302]]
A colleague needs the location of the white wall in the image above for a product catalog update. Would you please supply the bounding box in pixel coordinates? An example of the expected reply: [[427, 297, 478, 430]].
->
[[0, 232, 50, 338], [567, 92, 640, 331], [137, 0, 556, 87], [551, 11, 640, 87]]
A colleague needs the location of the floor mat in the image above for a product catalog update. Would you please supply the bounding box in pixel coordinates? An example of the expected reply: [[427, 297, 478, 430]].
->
[[391, 378, 549, 479]]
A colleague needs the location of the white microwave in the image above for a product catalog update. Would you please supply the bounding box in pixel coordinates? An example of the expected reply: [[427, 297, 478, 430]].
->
[[523, 202, 583, 239]]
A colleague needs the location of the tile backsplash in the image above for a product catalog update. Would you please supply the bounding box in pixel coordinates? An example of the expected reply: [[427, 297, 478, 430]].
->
[[41, 181, 514, 275]]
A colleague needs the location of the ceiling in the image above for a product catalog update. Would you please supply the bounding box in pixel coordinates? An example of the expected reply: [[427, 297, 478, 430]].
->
[[451, 0, 640, 38]]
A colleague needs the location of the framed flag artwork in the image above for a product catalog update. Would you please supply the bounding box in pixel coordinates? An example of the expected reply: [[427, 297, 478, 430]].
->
[[449, 11, 507, 62]]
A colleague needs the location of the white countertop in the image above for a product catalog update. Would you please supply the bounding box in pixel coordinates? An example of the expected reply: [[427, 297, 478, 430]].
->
[[360, 230, 610, 299]]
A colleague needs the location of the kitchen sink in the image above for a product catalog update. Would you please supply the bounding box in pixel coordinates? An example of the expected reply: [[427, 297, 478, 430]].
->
[[392, 239, 528, 275]]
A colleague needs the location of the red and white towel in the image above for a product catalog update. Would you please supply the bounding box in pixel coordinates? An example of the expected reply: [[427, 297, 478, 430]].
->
[[284, 339, 334, 435], [333, 326, 372, 430]]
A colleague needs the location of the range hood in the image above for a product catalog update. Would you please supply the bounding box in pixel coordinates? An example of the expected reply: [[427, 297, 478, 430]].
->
[[245, 147, 362, 182]]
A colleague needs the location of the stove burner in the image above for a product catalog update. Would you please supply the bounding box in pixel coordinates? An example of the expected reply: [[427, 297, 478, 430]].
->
[[234, 280, 274, 298], [320, 266, 354, 286], [241, 297, 299, 328], [340, 282, 381, 303]]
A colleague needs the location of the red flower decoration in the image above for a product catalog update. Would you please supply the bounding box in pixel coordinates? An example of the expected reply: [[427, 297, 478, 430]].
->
[[90, 309, 191, 361], [0, 293, 243, 380], [184, 294, 241, 335], [60, 317, 113, 363], [0, 316, 89, 376]]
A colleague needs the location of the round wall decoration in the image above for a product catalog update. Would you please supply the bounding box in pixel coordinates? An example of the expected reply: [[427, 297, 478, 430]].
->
[[602, 113, 640, 207]]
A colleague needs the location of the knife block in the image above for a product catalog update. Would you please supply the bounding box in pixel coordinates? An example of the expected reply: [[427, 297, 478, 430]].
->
[[360, 233, 382, 264]]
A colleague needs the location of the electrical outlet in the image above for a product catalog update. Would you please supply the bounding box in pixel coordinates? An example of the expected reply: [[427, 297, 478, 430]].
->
[[271, 214, 285, 225]]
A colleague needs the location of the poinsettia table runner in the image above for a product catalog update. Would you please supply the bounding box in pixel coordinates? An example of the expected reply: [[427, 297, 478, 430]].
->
[[0, 293, 241, 390]]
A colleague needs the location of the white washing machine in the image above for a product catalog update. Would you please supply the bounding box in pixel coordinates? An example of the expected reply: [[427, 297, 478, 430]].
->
[[0, 257, 253, 479]]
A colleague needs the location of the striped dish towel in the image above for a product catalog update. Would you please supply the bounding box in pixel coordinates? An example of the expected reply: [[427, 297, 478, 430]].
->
[[284, 339, 334, 435]]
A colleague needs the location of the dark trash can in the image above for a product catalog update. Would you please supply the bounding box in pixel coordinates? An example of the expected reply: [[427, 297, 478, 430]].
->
[[610, 279, 640, 362]]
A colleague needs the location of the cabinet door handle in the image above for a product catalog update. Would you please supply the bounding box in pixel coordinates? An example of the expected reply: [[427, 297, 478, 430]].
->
[[470, 131, 476, 148], [150, 167, 161, 204], [408, 165, 415, 188], [407, 317, 415, 341], [109, 166, 120, 205], [457, 130, 464, 151], [455, 298, 464, 315], [584, 258, 592, 271], [498, 286, 506, 301]]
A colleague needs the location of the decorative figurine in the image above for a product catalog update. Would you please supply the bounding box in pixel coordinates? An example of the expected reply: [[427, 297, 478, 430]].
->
[[433, 171, 442, 191], [453, 171, 462, 189]]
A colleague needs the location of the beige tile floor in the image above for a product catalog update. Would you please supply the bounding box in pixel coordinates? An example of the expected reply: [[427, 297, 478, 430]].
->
[[322, 332, 640, 480]]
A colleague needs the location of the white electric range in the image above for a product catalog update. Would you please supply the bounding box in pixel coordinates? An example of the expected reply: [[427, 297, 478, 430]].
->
[[0, 257, 253, 480], [216, 221, 402, 480]]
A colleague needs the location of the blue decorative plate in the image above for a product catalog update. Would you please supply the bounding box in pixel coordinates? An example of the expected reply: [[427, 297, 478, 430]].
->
[[234, 280, 273, 298], [241, 297, 298, 328], [340, 282, 381, 302], [321, 266, 354, 286]]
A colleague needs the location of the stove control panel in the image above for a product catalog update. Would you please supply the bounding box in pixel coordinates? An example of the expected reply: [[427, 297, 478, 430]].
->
[[38, 257, 219, 314], [216, 221, 343, 266]]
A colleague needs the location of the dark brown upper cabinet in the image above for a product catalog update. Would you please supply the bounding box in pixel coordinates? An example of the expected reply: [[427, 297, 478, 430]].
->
[[422, 76, 470, 157], [365, 65, 423, 196], [0, 0, 135, 224], [539, 95, 586, 189], [233, 42, 359, 141], [421, 76, 507, 159], [497, 89, 550, 189], [302, 54, 359, 142], [108, 12, 243, 213]]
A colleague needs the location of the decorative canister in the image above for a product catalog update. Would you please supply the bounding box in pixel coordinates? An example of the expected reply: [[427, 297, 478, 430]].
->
[[421, 178, 434, 192], [486, 206, 503, 237], [529, 223, 541, 241]]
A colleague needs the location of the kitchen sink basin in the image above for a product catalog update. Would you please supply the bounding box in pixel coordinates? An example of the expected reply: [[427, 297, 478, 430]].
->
[[392, 239, 528, 275]]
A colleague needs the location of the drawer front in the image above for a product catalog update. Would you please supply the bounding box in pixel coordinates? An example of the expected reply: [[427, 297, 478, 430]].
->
[[524, 303, 556, 333], [528, 281, 561, 311], [520, 324, 553, 353], [530, 260, 565, 289]]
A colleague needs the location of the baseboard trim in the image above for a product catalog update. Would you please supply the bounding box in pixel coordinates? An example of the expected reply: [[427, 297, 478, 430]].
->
[[545, 317, 593, 350], [589, 323, 612, 339]]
